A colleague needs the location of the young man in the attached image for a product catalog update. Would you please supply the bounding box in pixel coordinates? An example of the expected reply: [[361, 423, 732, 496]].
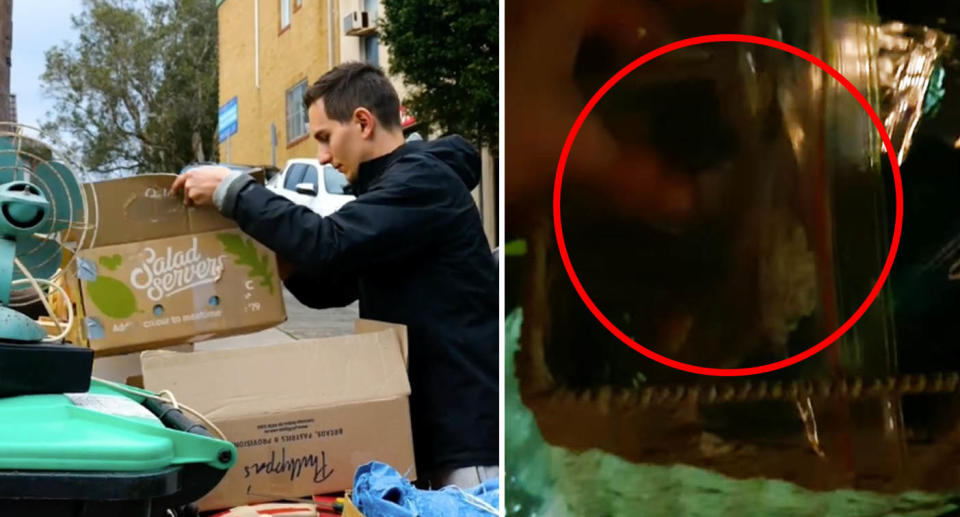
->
[[172, 62, 498, 489]]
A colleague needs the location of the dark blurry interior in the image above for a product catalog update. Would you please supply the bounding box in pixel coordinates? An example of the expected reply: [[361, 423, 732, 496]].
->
[[507, 1, 960, 512]]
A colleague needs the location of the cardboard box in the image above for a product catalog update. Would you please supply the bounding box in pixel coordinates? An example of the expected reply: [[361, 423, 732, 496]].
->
[[91, 344, 194, 385], [71, 174, 285, 355], [194, 327, 297, 352], [342, 493, 365, 517], [141, 321, 416, 512]]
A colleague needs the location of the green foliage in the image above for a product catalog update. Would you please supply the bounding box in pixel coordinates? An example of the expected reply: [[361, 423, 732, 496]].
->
[[40, 0, 219, 175], [216, 233, 275, 294], [380, 0, 497, 150]]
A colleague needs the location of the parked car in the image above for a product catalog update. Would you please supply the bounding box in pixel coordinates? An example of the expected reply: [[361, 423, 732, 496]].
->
[[266, 159, 355, 216]]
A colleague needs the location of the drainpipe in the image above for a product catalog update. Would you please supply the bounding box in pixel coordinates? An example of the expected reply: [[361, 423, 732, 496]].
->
[[254, 0, 260, 89], [328, 0, 335, 68]]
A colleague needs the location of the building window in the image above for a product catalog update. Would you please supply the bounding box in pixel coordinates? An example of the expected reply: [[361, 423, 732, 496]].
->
[[286, 80, 308, 143], [280, 0, 291, 30], [363, 35, 380, 67]]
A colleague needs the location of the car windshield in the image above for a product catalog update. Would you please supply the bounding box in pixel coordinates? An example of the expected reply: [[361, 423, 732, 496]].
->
[[324, 165, 351, 195]]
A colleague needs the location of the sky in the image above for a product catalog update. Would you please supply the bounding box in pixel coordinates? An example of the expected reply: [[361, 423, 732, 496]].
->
[[10, 0, 83, 130]]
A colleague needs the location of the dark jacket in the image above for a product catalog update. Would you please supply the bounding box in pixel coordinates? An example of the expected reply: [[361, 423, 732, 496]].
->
[[220, 136, 498, 475]]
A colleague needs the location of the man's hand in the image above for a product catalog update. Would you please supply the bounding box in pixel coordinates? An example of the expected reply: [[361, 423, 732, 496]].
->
[[170, 166, 231, 207]]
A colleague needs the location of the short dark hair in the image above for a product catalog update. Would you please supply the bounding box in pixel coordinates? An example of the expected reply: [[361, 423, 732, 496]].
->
[[303, 62, 402, 129]]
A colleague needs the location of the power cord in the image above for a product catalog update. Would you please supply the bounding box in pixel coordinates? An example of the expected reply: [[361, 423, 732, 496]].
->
[[90, 376, 228, 441], [11, 255, 227, 442], [12, 257, 73, 342]]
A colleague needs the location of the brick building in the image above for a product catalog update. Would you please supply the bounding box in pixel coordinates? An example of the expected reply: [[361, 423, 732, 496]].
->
[[217, 0, 497, 245], [216, 0, 339, 166]]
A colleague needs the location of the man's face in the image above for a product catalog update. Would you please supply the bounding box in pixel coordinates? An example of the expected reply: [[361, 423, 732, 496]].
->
[[308, 99, 365, 183]]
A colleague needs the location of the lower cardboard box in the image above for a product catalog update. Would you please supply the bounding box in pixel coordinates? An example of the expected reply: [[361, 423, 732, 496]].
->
[[141, 319, 415, 512], [342, 492, 364, 517], [91, 344, 194, 386]]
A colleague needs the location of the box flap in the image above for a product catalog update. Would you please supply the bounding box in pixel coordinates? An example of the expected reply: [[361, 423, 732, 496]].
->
[[84, 174, 234, 247], [141, 329, 409, 420], [354, 319, 408, 367]]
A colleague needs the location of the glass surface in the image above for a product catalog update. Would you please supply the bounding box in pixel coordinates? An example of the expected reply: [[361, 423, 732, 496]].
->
[[507, 1, 960, 514]]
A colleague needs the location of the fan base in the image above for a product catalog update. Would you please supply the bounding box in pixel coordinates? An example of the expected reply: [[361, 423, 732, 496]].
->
[[0, 341, 92, 396]]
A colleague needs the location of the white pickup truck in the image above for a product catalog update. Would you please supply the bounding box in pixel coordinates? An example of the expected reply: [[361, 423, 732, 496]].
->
[[266, 159, 355, 216]]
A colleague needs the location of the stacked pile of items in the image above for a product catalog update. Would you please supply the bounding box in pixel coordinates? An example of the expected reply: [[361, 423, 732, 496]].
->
[[45, 174, 453, 515]]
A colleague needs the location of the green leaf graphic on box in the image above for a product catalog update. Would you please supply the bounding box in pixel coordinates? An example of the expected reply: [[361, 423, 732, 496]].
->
[[217, 233, 274, 294], [88, 275, 138, 319], [99, 254, 122, 271]]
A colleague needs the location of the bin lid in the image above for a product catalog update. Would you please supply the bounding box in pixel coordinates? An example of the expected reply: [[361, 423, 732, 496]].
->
[[0, 382, 224, 473]]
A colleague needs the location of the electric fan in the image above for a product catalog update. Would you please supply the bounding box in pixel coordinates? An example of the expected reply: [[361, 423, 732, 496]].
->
[[0, 123, 237, 517], [0, 122, 98, 397]]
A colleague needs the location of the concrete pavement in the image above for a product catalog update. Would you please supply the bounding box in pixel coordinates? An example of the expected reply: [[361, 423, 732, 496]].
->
[[277, 288, 359, 340], [195, 288, 359, 351]]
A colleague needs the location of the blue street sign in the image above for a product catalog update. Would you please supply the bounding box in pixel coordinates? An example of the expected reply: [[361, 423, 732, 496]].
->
[[218, 97, 238, 143]]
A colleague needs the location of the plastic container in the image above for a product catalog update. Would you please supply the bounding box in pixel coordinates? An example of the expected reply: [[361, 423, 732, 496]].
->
[[522, 0, 894, 388], [512, 0, 960, 498], [0, 379, 236, 517]]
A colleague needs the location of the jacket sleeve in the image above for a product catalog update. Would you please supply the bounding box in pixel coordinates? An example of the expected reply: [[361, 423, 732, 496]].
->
[[282, 268, 359, 309], [228, 154, 464, 276]]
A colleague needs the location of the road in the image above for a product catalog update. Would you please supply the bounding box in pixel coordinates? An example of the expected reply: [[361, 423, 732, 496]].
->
[[192, 288, 358, 352], [277, 288, 358, 339]]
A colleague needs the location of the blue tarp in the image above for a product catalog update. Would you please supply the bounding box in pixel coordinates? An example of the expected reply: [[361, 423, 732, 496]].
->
[[352, 462, 499, 517]]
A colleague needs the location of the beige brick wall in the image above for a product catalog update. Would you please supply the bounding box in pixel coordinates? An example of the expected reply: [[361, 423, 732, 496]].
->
[[218, 0, 338, 167]]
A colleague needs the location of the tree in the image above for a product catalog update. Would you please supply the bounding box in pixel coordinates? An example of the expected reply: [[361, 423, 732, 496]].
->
[[380, 0, 497, 151], [40, 0, 218, 175], [0, 0, 11, 122]]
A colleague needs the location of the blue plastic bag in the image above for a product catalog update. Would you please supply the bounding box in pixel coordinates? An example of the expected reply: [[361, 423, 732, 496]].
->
[[352, 461, 499, 517]]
